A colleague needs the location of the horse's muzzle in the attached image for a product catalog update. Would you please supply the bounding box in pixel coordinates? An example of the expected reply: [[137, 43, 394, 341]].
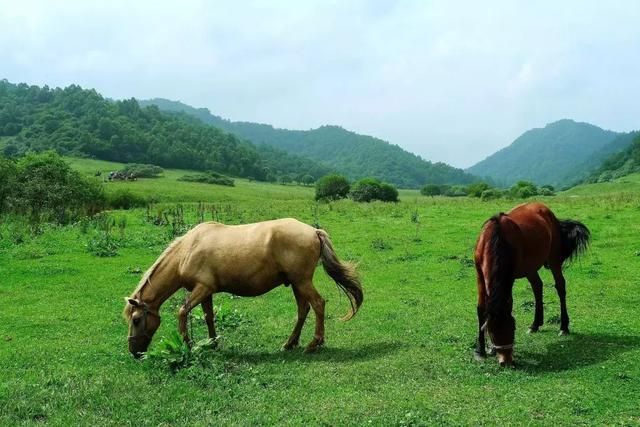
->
[[128, 335, 151, 358]]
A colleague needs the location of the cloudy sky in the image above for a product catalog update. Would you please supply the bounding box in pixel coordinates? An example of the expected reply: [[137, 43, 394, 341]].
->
[[1, 1, 639, 168]]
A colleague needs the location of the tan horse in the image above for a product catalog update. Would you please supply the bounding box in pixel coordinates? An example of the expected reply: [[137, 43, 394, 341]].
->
[[123, 218, 363, 358]]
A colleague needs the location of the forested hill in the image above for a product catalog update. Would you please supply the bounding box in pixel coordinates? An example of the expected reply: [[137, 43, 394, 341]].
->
[[140, 98, 478, 188], [584, 133, 640, 183], [0, 80, 330, 182], [467, 119, 624, 187]]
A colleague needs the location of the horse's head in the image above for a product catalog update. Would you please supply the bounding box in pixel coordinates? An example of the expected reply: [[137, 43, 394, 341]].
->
[[485, 313, 515, 367], [123, 297, 161, 358]]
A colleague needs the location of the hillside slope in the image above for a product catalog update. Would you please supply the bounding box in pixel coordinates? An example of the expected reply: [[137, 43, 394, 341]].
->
[[467, 119, 622, 187], [141, 98, 478, 188], [584, 134, 640, 183], [0, 80, 329, 182]]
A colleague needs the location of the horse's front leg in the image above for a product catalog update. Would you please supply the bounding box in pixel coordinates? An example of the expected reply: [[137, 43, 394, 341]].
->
[[297, 282, 325, 353], [178, 284, 212, 346]]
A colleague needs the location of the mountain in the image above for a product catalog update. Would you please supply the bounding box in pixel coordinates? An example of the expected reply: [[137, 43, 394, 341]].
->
[[585, 133, 640, 183], [0, 80, 330, 182], [467, 119, 626, 187], [564, 131, 640, 185], [140, 98, 478, 188]]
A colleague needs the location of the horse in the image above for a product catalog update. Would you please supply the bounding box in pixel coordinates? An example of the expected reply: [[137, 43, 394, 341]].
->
[[474, 202, 590, 366], [123, 218, 363, 358]]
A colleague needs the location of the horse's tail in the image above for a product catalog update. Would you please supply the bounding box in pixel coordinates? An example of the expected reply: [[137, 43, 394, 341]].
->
[[558, 219, 590, 264], [316, 229, 363, 321], [484, 214, 515, 319]]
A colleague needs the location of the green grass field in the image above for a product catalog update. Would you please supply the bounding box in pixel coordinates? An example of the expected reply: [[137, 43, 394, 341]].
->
[[1, 158, 640, 425]]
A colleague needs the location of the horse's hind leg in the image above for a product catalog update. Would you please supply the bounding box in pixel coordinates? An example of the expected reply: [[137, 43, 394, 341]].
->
[[178, 284, 213, 346], [527, 272, 544, 333], [282, 287, 310, 350], [295, 281, 325, 353], [201, 294, 217, 343], [550, 265, 570, 335]]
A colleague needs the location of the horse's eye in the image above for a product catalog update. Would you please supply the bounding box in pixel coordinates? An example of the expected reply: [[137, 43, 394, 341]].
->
[[133, 317, 141, 326]]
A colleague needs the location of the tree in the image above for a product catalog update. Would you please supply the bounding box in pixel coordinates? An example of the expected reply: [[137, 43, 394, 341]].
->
[[11, 151, 105, 223], [467, 182, 491, 198], [421, 184, 442, 196], [315, 174, 350, 201], [350, 178, 399, 202], [0, 156, 17, 212], [301, 174, 315, 186]]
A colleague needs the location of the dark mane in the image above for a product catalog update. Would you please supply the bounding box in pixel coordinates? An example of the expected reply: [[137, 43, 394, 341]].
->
[[484, 213, 515, 322]]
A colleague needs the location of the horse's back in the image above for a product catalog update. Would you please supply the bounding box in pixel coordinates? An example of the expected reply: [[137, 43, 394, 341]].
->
[[504, 202, 560, 276]]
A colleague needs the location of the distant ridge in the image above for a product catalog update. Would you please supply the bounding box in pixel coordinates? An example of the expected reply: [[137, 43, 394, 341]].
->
[[140, 98, 479, 188], [466, 119, 632, 187]]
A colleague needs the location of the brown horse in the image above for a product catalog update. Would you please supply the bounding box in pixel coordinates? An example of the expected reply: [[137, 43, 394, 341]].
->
[[123, 218, 363, 358], [474, 202, 590, 366]]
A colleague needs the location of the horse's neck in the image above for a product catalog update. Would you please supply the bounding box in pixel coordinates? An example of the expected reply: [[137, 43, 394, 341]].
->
[[139, 264, 181, 312]]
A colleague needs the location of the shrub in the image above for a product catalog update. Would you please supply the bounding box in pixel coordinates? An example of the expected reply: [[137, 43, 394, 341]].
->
[[420, 184, 442, 196], [350, 178, 399, 203], [300, 174, 315, 186], [480, 188, 503, 201], [107, 189, 148, 209], [315, 174, 350, 201], [443, 185, 468, 197], [178, 171, 235, 186], [510, 181, 539, 198], [0, 157, 17, 212], [467, 182, 491, 198], [120, 163, 163, 178], [10, 151, 105, 223]]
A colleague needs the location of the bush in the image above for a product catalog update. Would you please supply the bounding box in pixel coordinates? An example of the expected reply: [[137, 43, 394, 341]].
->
[[443, 185, 468, 197], [10, 151, 105, 223], [300, 175, 315, 186], [467, 182, 491, 198], [350, 178, 399, 202], [420, 184, 442, 196], [315, 174, 350, 201], [480, 188, 503, 201], [0, 157, 17, 212], [120, 163, 163, 178], [107, 189, 148, 210], [178, 171, 235, 186], [510, 181, 539, 198]]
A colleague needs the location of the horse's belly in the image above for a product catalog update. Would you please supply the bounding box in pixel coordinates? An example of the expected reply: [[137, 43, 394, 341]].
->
[[216, 273, 285, 297]]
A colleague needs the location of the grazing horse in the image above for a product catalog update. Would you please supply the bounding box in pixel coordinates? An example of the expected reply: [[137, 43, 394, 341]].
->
[[474, 202, 590, 366], [123, 219, 363, 358]]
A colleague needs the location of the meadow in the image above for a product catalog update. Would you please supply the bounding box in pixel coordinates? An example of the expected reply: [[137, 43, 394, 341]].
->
[[1, 158, 640, 425]]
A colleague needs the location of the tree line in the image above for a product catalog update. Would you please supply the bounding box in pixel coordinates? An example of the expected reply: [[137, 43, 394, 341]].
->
[[0, 80, 329, 183]]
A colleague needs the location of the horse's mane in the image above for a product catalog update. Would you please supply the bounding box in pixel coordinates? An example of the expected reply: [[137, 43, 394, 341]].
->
[[123, 235, 185, 318], [484, 213, 515, 321]]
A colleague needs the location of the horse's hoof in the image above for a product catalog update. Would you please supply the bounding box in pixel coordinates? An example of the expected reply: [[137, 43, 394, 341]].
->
[[474, 352, 487, 362], [303, 339, 324, 353], [281, 342, 298, 351], [528, 327, 539, 334], [559, 329, 570, 336], [488, 347, 497, 356]]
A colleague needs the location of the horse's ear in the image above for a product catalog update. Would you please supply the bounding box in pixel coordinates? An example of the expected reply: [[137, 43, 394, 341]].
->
[[126, 297, 140, 307]]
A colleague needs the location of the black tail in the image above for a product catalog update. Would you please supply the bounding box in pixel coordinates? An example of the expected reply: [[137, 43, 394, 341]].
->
[[558, 219, 591, 264], [485, 214, 515, 320]]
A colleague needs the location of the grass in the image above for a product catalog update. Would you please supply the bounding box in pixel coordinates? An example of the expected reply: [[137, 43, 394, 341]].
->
[[1, 158, 640, 425]]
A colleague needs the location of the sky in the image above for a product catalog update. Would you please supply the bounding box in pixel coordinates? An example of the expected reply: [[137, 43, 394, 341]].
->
[[1, 1, 639, 168]]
